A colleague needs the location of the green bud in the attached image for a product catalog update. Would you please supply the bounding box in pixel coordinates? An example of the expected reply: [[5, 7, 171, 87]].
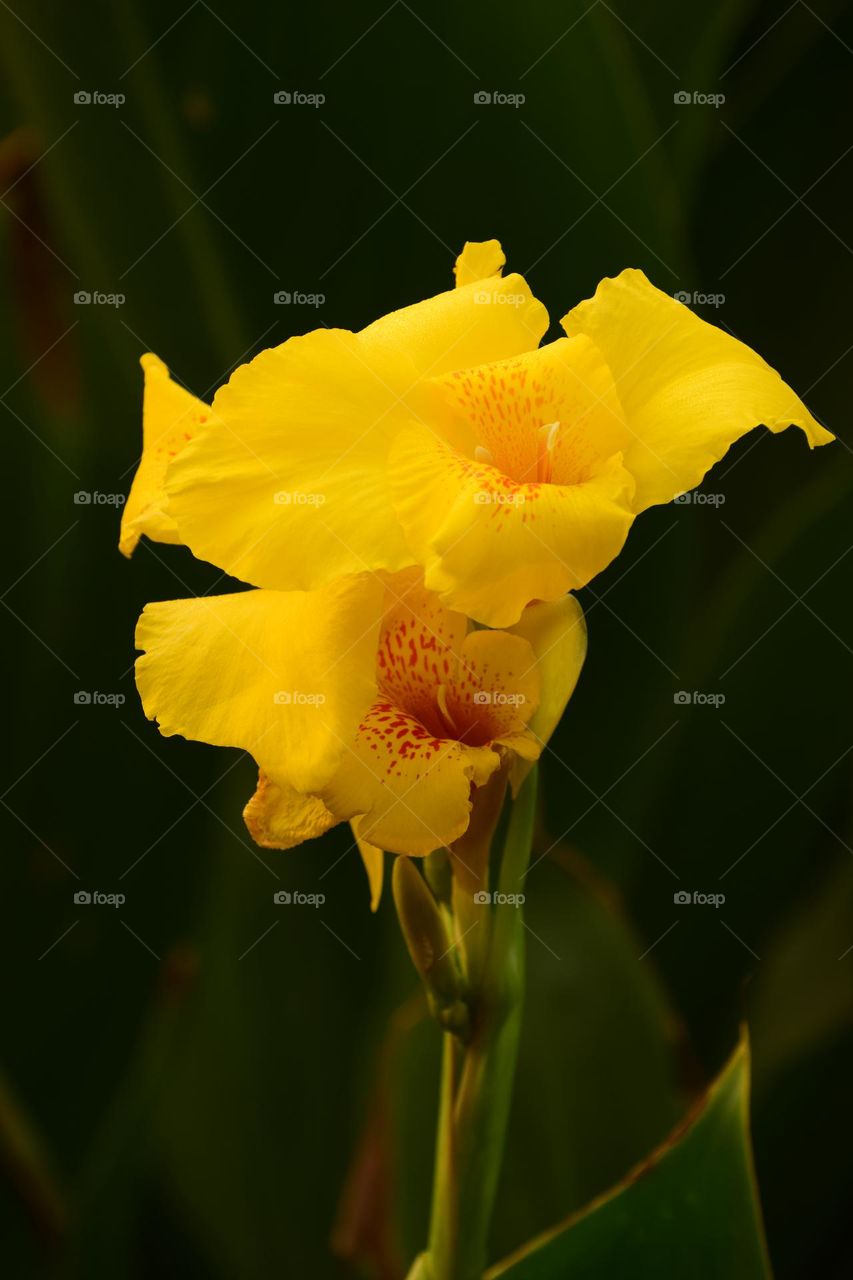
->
[[393, 857, 468, 1021]]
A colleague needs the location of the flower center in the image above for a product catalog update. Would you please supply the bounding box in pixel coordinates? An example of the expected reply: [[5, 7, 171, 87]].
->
[[435, 338, 630, 492]]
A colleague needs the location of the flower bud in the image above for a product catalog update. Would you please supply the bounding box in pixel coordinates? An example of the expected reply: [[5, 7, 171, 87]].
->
[[392, 857, 468, 1031]]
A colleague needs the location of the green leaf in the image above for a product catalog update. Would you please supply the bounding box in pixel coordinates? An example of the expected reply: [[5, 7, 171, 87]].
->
[[490, 851, 682, 1256], [488, 1034, 770, 1280]]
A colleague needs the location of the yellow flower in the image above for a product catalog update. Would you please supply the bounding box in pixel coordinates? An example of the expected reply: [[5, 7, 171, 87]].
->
[[124, 240, 832, 626], [134, 572, 586, 905]]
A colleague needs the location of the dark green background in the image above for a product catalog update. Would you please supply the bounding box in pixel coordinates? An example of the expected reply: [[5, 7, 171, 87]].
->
[[1, 2, 851, 1276]]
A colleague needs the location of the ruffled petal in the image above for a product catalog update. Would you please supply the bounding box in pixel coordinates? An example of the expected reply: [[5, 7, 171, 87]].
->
[[165, 269, 547, 592], [244, 769, 337, 848], [135, 575, 382, 794], [119, 354, 210, 557], [389, 425, 635, 627], [562, 269, 834, 510], [321, 701, 502, 857], [166, 330, 419, 589]]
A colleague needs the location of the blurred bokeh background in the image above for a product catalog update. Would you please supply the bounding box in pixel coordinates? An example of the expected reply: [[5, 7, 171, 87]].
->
[[1, 1, 852, 1276]]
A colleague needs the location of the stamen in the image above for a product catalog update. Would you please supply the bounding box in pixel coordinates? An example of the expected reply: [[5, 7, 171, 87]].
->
[[435, 684, 458, 736], [474, 445, 495, 467], [536, 421, 561, 484]]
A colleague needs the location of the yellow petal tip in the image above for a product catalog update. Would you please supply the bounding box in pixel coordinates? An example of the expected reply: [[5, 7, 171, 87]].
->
[[454, 239, 506, 288]]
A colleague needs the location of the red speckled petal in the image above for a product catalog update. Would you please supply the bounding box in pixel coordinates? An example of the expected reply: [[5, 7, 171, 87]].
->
[[435, 336, 629, 486], [390, 425, 635, 627], [375, 572, 469, 735], [445, 629, 539, 747], [320, 699, 501, 856]]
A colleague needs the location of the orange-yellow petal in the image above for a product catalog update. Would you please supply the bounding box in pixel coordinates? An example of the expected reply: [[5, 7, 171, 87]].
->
[[244, 769, 337, 848]]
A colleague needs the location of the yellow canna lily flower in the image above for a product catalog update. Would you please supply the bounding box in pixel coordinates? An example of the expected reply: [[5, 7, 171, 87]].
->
[[123, 240, 832, 627], [134, 572, 586, 904]]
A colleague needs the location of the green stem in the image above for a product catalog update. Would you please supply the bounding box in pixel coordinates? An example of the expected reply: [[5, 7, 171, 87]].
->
[[426, 1033, 459, 1276], [422, 766, 538, 1280]]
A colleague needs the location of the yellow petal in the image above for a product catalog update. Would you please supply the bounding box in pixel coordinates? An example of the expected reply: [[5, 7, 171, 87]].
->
[[319, 591, 541, 856], [135, 575, 382, 794], [389, 425, 635, 627], [445, 629, 540, 748], [562, 269, 834, 511], [508, 594, 587, 790], [166, 273, 548, 592], [375, 571, 538, 753], [434, 336, 630, 485], [361, 271, 548, 379], [320, 701, 500, 857], [376, 569, 470, 728], [351, 818, 385, 911], [244, 769, 337, 848], [120, 354, 211, 557], [166, 331, 417, 589], [454, 239, 505, 288]]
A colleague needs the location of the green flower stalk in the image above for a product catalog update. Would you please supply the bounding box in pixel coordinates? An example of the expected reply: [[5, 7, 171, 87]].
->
[[402, 768, 538, 1280]]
